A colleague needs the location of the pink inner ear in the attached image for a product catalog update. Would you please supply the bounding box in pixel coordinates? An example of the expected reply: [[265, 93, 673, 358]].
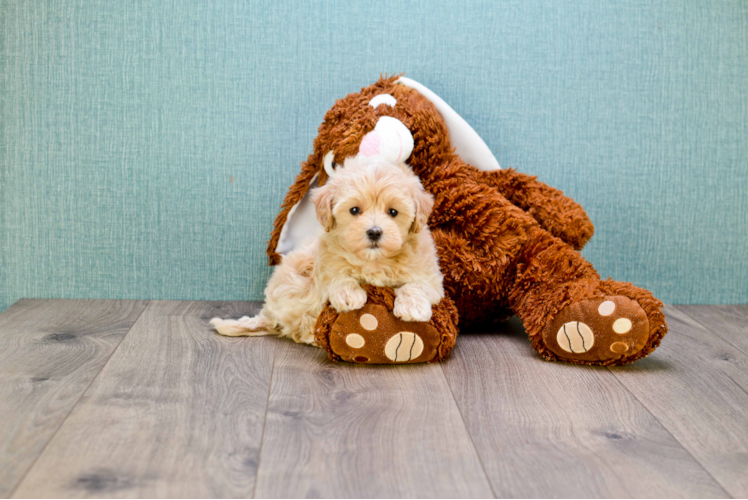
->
[[359, 131, 380, 156]]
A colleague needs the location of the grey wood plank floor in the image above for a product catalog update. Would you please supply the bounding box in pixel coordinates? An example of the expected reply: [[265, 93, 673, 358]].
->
[[12, 301, 274, 499], [1, 299, 746, 498], [0, 299, 148, 498], [253, 341, 493, 498], [442, 318, 727, 498], [609, 306, 748, 498], [677, 305, 748, 354]]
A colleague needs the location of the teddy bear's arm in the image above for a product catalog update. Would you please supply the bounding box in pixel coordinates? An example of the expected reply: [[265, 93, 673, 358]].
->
[[481, 168, 594, 250]]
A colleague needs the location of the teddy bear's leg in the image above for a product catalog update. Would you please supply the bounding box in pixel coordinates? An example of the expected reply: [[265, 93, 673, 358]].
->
[[433, 225, 666, 365], [424, 165, 666, 365], [506, 226, 667, 365], [478, 168, 594, 250]]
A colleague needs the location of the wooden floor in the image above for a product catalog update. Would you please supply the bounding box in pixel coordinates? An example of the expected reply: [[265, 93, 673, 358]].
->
[[1, 300, 746, 498]]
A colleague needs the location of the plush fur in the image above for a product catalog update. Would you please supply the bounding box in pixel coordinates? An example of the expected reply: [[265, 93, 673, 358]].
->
[[266, 75, 668, 366], [212, 156, 444, 344], [315, 284, 458, 363]]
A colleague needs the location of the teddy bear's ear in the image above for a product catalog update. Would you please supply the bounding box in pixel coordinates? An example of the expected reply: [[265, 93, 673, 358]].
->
[[274, 173, 324, 255], [396, 77, 501, 172]]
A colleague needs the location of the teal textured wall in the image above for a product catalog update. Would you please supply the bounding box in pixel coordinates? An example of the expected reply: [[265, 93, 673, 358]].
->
[[1, 0, 747, 312]]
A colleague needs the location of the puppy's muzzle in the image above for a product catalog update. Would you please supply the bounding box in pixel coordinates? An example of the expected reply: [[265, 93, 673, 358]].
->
[[366, 227, 383, 242]]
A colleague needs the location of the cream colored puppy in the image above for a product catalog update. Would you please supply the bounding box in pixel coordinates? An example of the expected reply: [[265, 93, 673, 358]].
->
[[210, 157, 444, 345]]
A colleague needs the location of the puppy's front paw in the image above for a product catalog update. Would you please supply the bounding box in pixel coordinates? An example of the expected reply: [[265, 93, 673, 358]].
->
[[393, 293, 432, 322], [329, 285, 367, 312]]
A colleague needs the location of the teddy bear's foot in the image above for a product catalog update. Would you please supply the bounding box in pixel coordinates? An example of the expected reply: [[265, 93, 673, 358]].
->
[[314, 285, 459, 364], [541, 295, 652, 364], [328, 303, 441, 364]]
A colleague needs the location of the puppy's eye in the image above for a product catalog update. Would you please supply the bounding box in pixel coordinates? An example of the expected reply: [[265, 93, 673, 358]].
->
[[350, 207, 361, 216], [388, 208, 398, 217]]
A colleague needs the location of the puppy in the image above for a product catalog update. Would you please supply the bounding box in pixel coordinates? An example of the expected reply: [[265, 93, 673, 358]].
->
[[210, 156, 444, 345]]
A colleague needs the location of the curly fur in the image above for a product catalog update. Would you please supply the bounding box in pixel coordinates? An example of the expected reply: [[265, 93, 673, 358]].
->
[[213, 156, 444, 345], [267, 75, 667, 366]]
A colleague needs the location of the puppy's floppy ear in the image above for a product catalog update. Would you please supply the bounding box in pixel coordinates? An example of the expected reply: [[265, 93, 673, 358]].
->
[[310, 183, 335, 232], [410, 182, 434, 233]]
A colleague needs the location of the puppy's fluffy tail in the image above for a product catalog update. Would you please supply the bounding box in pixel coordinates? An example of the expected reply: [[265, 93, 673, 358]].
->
[[210, 315, 270, 337]]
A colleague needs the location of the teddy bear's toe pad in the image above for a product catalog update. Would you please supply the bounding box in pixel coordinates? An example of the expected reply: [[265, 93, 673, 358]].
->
[[329, 303, 440, 364], [384, 331, 424, 362], [543, 296, 649, 362]]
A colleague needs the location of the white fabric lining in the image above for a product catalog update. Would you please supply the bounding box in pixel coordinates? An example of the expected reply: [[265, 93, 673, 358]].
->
[[275, 173, 321, 255], [396, 77, 500, 171]]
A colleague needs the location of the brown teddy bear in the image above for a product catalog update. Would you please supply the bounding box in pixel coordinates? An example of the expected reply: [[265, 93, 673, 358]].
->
[[266, 75, 667, 366]]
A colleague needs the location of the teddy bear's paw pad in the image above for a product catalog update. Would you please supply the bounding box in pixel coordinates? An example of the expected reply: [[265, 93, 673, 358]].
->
[[556, 321, 595, 353], [384, 332, 424, 362], [329, 303, 440, 364], [543, 296, 649, 363]]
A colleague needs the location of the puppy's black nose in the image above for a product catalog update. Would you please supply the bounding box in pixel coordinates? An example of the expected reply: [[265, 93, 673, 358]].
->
[[366, 227, 383, 242]]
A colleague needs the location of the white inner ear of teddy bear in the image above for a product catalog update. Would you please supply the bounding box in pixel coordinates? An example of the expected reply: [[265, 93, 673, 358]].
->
[[323, 151, 335, 177], [275, 173, 322, 255], [396, 76, 500, 171]]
